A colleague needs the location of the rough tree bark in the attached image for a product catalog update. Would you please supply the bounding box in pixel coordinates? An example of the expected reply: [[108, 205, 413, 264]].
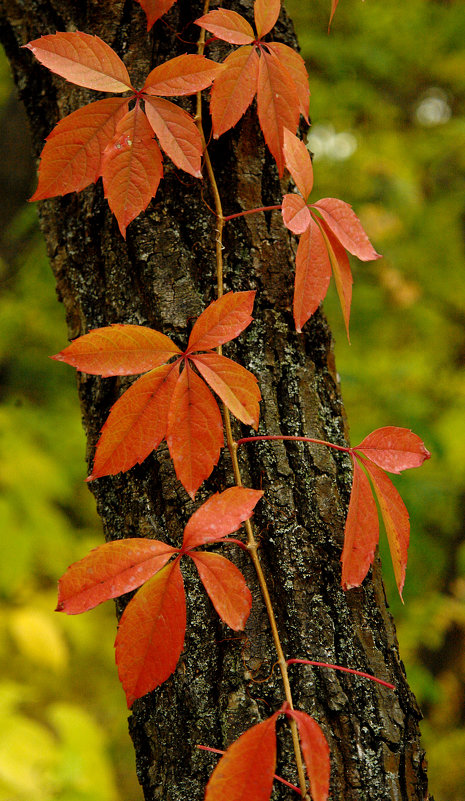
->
[[0, 1, 431, 799]]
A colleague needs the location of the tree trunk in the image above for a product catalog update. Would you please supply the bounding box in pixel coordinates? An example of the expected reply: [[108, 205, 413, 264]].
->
[[0, 1, 431, 799]]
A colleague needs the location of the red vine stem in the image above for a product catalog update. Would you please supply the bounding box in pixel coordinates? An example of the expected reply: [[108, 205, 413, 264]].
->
[[223, 204, 282, 222], [287, 659, 395, 690], [237, 434, 352, 455], [196, 11, 308, 799]]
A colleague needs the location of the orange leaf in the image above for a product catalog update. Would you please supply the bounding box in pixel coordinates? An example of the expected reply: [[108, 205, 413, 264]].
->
[[362, 459, 409, 600], [257, 48, 300, 176], [144, 96, 202, 177], [210, 46, 259, 139], [56, 539, 177, 614], [311, 198, 381, 261], [286, 710, 330, 801], [115, 558, 186, 707], [191, 352, 261, 428], [24, 32, 132, 92], [266, 43, 310, 123], [254, 0, 280, 38], [51, 324, 181, 375], [135, 0, 178, 30], [166, 363, 223, 498], [283, 128, 313, 200], [195, 9, 255, 45], [328, 0, 339, 30], [355, 427, 431, 473], [341, 457, 379, 590], [316, 216, 353, 341], [101, 104, 163, 238], [190, 552, 252, 630], [182, 487, 263, 549], [204, 714, 279, 801], [88, 362, 180, 480], [142, 54, 223, 96], [30, 98, 128, 200], [293, 218, 332, 332], [282, 194, 311, 235], [186, 291, 255, 353]]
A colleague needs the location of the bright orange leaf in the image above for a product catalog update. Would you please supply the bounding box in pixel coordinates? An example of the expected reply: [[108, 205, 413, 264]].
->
[[209, 46, 260, 139], [186, 291, 255, 353], [190, 552, 252, 630], [192, 353, 260, 428], [341, 456, 379, 591], [182, 486, 263, 549], [144, 96, 203, 177], [135, 0, 178, 30], [286, 709, 330, 801], [254, 0, 281, 39], [354, 426, 431, 473], [293, 219, 332, 333]]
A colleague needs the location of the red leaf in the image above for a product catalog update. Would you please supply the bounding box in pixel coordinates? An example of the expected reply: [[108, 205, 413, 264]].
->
[[182, 487, 263, 549], [24, 32, 132, 93], [51, 324, 181, 376], [142, 54, 223, 96], [56, 539, 177, 614], [282, 194, 311, 235], [286, 710, 330, 801], [115, 558, 186, 706], [30, 98, 128, 200], [266, 43, 310, 123], [362, 459, 409, 600], [166, 363, 223, 498], [329, 0, 339, 30], [101, 104, 163, 237], [195, 9, 255, 45], [311, 198, 381, 261], [354, 427, 431, 473], [293, 218, 332, 332], [254, 0, 280, 38], [191, 352, 261, 429], [257, 49, 300, 176], [210, 46, 259, 139], [135, 0, 178, 30], [190, 552, 252, 630], [88, 362, 180, 480], [204, 714, 279, 801], [186, 291, 255, 353], [283, 128, 313, 200], [341, 456, 379, 590], [144, 96, 202, 177], [316, 216, 353, 341]]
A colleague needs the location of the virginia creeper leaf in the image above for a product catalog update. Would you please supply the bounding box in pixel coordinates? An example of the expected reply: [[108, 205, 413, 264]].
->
[[88, 362, 180, 480], [56, 539, 177, 614], [135, 0, 178, 30], [210, 46, 260, 139], [30, 97, 128, 200], [195, 9, 255, 45], [283, 128, 313, 200], [191, 352, 261, 429], [282, 193, 311, 235], [341, 456, 379, 590], [266, 43, 310, 123], [142, 54, 223, 96], [311, 198, 381, 261], [355, 427, 431, 473], [329, 0, 339, 30], [286, 710, 330, 801], [254, 0, 281, 38], [166, 363, 223, 499], [204, 714, 279, 801], [293, 218, 332, 333], [25, 32, 132, 93], [115, 558, 186, 707], [52, 324, 181, 376], [186, 291, 255, 353], [144, 96, 203, 177], [317, 217, 353, 341], [101, 104, 163, 238], [257, 48, 300, 177], [182, 487, 263, 549], [190, 551, 252, 630], [362, 459, 409, 599]]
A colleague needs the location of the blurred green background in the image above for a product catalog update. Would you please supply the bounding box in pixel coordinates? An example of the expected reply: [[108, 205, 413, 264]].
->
[[1, 0, 464, 798]]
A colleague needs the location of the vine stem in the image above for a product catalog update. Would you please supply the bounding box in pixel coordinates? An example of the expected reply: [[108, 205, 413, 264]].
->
[[237, 434, 352, 455], [196, 11, 308, 799]]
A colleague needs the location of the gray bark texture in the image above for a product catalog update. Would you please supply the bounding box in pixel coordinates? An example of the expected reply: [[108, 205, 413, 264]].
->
[[0, 0, 431, 799]]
